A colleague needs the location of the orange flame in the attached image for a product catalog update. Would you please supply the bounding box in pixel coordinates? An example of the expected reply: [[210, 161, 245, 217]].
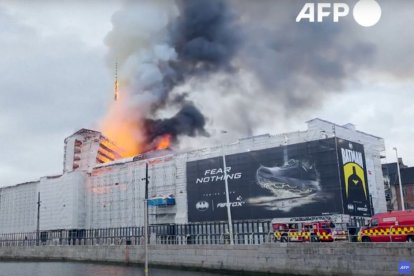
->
[[100, 97, 145, 158], [100, 81, 172, 161], [156, 134, 171, 150]]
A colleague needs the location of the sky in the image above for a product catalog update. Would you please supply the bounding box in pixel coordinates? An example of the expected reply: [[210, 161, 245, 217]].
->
[[0, 0, 413, 187]]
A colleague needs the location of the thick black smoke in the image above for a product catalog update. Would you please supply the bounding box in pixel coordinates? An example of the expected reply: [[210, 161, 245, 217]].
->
[[154, 0, 239, 103], [143, 0, 240, 147], [107, 0, 377, 151], [172, 0, 239, 73], [144, 102, 208, 146]]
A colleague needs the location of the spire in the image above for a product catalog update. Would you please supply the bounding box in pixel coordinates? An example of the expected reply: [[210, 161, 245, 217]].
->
[[114, 61, 119, 101]]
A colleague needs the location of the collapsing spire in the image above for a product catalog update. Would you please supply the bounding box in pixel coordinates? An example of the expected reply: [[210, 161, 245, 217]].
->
[[114, 61, 119, 101]]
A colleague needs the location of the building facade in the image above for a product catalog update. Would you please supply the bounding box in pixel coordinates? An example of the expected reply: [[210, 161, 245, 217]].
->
[[0, 119, 387, 234], [383, 161, 414, 210]]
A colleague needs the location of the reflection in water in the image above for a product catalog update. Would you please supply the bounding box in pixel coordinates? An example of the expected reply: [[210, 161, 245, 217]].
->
[[0, 261, 227, 276]]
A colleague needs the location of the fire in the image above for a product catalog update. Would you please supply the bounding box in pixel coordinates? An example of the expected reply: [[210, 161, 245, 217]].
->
[[156, 134, 171, 150], [100, 97, 172, 160], [99, 76, 172, 161]]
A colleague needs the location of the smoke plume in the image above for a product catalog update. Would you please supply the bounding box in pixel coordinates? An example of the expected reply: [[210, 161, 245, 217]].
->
[[144, 102, 208, 144], [101, 0, 241, 154], [172, 0, 239, 74], [101, 0, 376, 155]]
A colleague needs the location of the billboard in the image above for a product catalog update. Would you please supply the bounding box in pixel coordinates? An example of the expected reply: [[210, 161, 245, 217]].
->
[[337, 139, 372, 217], [187, 139, 339, 222], [186, 138, 372, 222]]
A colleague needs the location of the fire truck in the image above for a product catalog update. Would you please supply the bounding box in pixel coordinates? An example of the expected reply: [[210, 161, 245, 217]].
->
[[272, 218, 336, 242], [358, 210, 414, 242]]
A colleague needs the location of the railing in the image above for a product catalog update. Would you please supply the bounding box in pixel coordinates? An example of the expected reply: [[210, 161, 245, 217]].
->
[[2, 222, 411, 247], [0, 221, 273, 247]]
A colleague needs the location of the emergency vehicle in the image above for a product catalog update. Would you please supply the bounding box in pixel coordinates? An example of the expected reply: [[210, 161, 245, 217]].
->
[[272, 218, 335, 242], [332, 224, 348, 241], [359, 210, 414, 242]]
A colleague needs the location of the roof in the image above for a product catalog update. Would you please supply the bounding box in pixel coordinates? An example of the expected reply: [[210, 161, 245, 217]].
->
[[0, 180, 40, 190], [306, 118, 383, 140], [65, 128, 101, 139], [374, 209, 414, 217]]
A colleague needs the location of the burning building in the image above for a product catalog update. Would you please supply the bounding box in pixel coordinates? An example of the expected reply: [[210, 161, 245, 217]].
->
[[0, 118, 386, 234], [63, 129, 124, 172]]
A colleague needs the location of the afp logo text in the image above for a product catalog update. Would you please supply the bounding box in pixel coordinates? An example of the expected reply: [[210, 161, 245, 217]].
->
[[296, 0, 382, 27]]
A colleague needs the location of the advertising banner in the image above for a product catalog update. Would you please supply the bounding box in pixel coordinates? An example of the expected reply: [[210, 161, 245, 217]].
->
[[337, 139, 372, 217], [186, 138, 349, 222]]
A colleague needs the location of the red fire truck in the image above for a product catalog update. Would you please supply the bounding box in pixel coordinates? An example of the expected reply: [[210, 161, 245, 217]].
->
[[272, 218, 335, 242], [359, 210, 414, 242]]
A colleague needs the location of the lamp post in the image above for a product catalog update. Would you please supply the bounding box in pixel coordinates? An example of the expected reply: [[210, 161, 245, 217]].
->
[[142, 162, 149, 276], [219, 131, 234, 245], [222, 153, 234, 245], [36, 192, 40, 246], [393, 147, 405, 211]]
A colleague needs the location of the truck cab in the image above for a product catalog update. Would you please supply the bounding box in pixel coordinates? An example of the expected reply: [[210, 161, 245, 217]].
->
[[359, 210, 414, 242]]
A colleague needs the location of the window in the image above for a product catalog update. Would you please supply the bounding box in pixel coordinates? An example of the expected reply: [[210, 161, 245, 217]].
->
[[403, 187, 407, 196], [405, 202, 410, 209], [385, 193, 391, 201], [321, 223, 330, 229], [371, 219, 379, 227], [383, 217, 396, 223]]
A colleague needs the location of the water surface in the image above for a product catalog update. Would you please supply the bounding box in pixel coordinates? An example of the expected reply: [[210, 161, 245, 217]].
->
[[0, 261, 228, 276]]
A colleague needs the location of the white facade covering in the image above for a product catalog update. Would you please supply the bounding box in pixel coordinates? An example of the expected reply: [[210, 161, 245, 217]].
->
[[0, 119, 387, 234], [0, 181, 38, 234], [85, 155, 179, 229], [39, 171, 87, 231], [86, 161, 145, 229]]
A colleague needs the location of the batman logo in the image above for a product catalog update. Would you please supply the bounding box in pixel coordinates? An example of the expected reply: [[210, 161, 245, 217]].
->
[[196, 201, 209, 211]]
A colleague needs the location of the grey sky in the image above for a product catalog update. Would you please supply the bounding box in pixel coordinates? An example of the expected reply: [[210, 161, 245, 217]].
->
[[0, 0, 413, 187]]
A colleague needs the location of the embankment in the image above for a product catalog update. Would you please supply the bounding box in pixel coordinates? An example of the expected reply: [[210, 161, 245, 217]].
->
[[0, 243, 413, 275]]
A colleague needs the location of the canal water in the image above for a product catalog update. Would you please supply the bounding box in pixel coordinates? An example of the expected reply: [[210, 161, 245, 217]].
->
[[0, 261, 232, 276]]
